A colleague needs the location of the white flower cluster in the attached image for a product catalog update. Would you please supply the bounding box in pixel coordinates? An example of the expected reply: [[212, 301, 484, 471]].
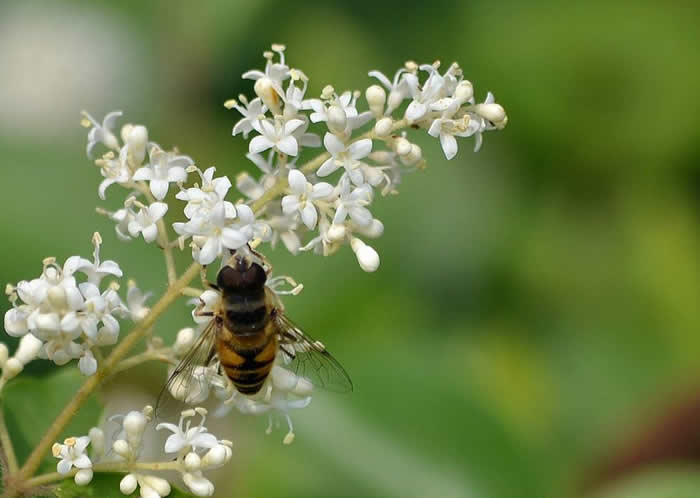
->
[[83, 44, 506, 274], [53, 406, 232, 497], [225, 45, 507, 271], [2, 233, 146, 375]]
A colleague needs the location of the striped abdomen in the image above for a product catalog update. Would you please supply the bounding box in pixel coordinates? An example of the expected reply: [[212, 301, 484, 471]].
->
[[217, 328, 277, 394]]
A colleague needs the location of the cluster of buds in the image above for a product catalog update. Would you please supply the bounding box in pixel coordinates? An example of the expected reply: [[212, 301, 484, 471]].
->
[[53, 406, 232, 497]]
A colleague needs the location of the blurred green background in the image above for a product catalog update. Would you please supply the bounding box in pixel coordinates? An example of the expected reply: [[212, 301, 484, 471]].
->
[[1, 1, 699, 497]]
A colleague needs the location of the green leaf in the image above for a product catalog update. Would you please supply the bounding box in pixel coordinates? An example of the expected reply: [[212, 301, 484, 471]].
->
[[2, 367, 102, 473], [55, 473, 196, 498]]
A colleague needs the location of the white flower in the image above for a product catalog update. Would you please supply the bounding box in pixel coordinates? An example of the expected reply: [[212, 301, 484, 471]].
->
[[368, 67, 410, 115], [304, 90, 371, 134], [242, 45, 290, 114], [403, 65, 446, 123], [229, 96, 266, 138], [222, 204, 270, 249], [249, 118, 304, 157], [333, 180, 373, 227], [96, 148, 131, 200], [317, 133, 372, 185], [52, 436, 91, 475], [82, 110, 122, 158], [126, 281, 150, 322], [281, 170, 334, 230], [427, 114, 479, 160], [78, 232, 123, 286], [133, 147, 191, 200], [78, 349, 97, 375], [157, 408, 219, 454], [128, 201, 168, 243], [111, 207, 136, 241]]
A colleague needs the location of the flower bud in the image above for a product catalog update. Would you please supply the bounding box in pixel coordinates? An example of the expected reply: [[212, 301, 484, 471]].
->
[[0, 343, 8, 368], [351, 238, 380, 272], [366, 85, 386, 117], [15, 334, 42, 364], [112, 439, 130, 459], [475, 102, 506, 125], [3, 358, 23, 380], [327, 223, 347, 242], [386, 89, 405, 115], [454, 80, 473, 103], [202, 444, 228, 467], [120, 124, 134, 144], [120, 473, 138, 495], [141, 475, 171, 497], [374, 117, 393, 137], [184, 451, 202, 471], [123, 411, 147, 448], [78, 350, 97, 376], [128, 125, 149, 164], [400, 144, 423, 166], [393, 137, 411, 156], [327, 105, 347, 135], [47, 286, 67, 310], [74, 468, 93, 486], [88, 427, 105, 458], [174, 327, 196, 356], [183, 472, 214, 497], [254, 77, 281, 116]]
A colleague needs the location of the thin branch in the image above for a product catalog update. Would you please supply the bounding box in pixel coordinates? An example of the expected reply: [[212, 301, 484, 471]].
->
[[15, 262, 201, 489], [0, 405, 18, 474]]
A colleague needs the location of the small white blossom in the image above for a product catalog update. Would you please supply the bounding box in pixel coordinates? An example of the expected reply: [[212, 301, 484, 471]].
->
[[133, 147, 191, 200], [333, 180, 373, 227], [52, 436, 92, 475], [127, 201, 168, 243], [403, 64, 446, 123], [427, 113, 479, 160], [157, 408, 218, 454], [229, 96, 267, 138], [368, 67, 410, 115], [281, 170, 335, 230], [82, 110, 122, 158], [95, 149, 131, 200], [249, 118, 305, 157], [317, 133, 372, 185], [126, 280, 151, 322]]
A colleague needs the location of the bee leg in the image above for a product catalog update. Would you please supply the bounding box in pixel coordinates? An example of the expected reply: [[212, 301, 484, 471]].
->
[[194, 310, 214, 317], [200, 266, 220, 291]]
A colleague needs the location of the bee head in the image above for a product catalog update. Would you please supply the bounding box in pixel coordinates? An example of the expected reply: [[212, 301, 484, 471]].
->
[[216, 258, 267, 292]]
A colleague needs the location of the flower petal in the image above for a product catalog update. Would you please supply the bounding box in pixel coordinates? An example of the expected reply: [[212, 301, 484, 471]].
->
[[276, 136, 298, 156], [287, 170, 307, 194], [221, 228, 250, 249], [348, 139, 372, 160], [323, 132, 345, 156], [316, 158, 340, 177]]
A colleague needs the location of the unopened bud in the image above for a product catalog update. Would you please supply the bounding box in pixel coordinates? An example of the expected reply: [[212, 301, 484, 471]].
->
[[174, 328, 196, 356], [127, 125, 149, 164], [327, 105, 347, 135], [475, 102, 506, 125], [123, 411, 146, 448], [3, 358, 23, 380], [141, 475, 171, 497], [120, 474, 138, 495], [351, 238, 380, 272], [254, 77, 281, 116], [374, 117, 393, 137], [454, 80, 474, 103], [202, 444, 229, 467], [400, 144, 423, 165], [88, 427, 105, 458], [361, 219, 384, 239], [112, 439, 130, 459], [366, 85, 386, 117], [15, 333, 42, 364], [74, 468, 93, 486], [184, 451, 202, 471], [120, 124, 134, 144], [327, 223, 347, 242], [394, 137, 411, 156]]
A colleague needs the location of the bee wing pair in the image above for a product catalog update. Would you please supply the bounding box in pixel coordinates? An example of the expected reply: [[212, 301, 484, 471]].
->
[[157, 312, 352, 414]]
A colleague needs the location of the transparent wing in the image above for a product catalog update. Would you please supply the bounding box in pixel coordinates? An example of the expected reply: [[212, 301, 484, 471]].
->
[[275, 313, 353, 393], [155, 319, 219, 416]]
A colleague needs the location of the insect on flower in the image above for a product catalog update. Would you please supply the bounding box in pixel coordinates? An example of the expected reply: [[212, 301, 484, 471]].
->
[[158, 244, 352, 411]]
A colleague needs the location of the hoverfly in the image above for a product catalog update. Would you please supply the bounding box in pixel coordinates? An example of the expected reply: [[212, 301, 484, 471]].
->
[[159, 247, 352, 410]]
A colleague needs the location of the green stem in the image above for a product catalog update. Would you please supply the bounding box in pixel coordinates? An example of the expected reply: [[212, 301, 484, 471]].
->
[[22, 460, 182, 489], [0, 403, 18, 474], [14, 262, 201, 489]]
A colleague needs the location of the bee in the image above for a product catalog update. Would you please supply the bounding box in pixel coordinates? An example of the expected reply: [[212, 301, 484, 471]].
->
[[160, 248, 352, 407]]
